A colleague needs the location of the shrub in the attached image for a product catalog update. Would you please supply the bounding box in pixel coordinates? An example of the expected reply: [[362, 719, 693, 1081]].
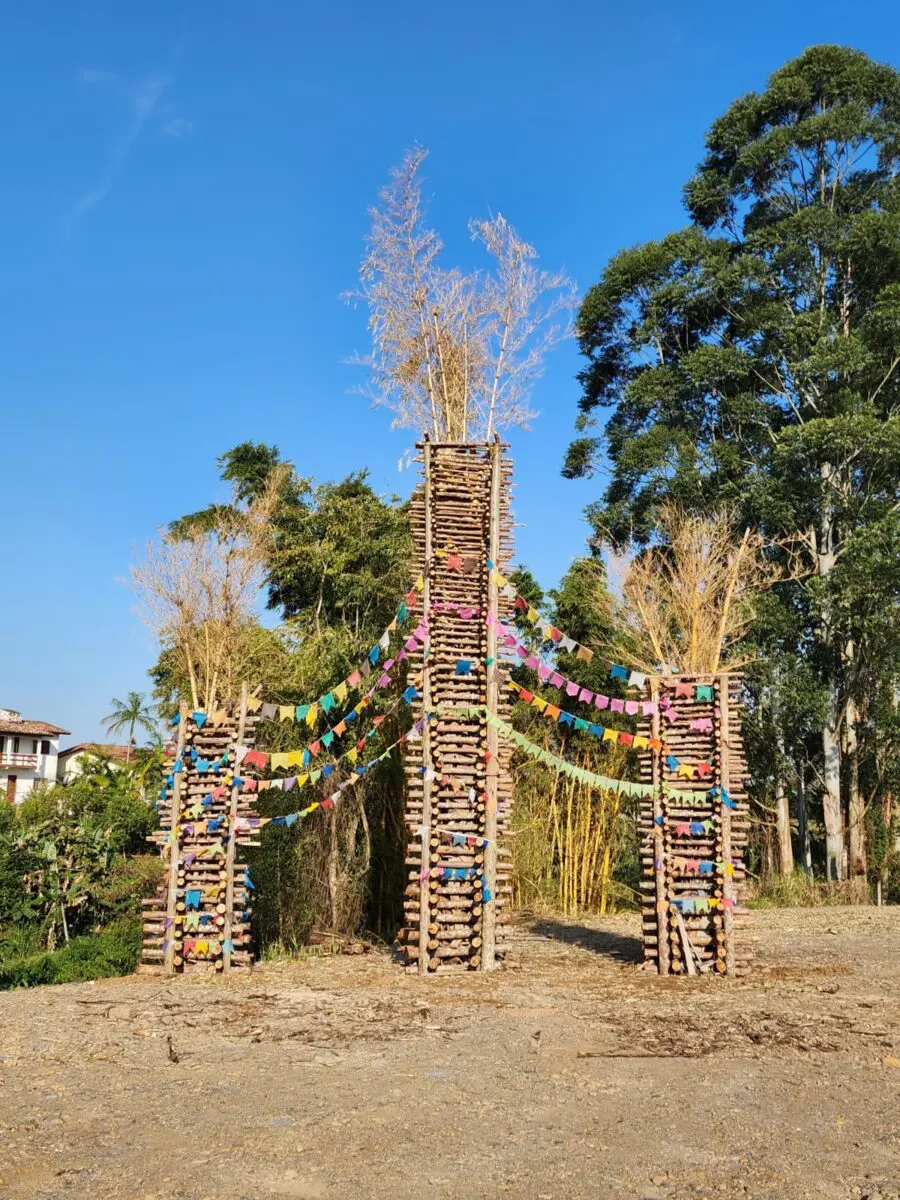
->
[[0, 917, 142, 990]]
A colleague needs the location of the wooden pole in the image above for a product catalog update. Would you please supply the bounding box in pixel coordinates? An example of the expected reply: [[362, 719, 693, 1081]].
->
[[163, 704, 188, 976], [718, 672, 735, 975], [418, 442, 434, 975], [222, 682, 248, 975], [650, 679, 669, 975], [482, 439, 502, 971]]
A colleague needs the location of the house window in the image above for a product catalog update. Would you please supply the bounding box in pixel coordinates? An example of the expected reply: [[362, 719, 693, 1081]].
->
[[32, 740, 38, 755], [41, 740, 50, 756], [12, 737, 19, 754]]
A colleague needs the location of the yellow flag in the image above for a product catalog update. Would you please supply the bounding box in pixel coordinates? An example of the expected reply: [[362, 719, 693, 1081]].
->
[[415, 574, 425, 591], [334, 681, 348, 704], [531, 696, 547, 713], [279, 705, 294, 722], [297, 774, 309, 788], [347, 748, 358, 763], [246, 695, 262, 713], [287, 750, 304, 767], [602, 728, 618, 743], [526, 606, 539, 623], [305, 703, 318, 727], [270, 752, 289, 771], [632, 734, 649, 750]]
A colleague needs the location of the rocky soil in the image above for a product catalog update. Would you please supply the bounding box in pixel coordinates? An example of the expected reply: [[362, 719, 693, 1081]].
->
[[1, 906, 898, 1200]]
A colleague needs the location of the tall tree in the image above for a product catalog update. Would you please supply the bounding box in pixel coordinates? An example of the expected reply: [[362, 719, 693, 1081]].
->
[[101, 693, 157, 762], [565, 46, 900, 880]]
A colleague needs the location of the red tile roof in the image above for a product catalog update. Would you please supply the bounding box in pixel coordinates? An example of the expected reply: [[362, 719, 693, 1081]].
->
[[0, 717, 70, 737], [59, 743, 133, 762]]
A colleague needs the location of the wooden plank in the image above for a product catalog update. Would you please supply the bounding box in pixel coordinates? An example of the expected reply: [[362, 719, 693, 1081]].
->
[[718, 672, 736, 975], [650, 678, 669, 976], [481, 439, 501, 971], [163, 704, 188, 976], [418, 441, 435, 975], [222, 682, 248, 974], [673, 907, 697, 975]]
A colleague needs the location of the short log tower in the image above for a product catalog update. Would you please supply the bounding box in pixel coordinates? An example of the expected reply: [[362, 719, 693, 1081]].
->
[[140, 688, 259, 975], [637, 672, 752, 976]]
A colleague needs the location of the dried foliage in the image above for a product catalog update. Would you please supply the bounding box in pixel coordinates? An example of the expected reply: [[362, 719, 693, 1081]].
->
[[350, 147, 575, 440], [607, 506, 791, 675], [132, 507, 270, 713]]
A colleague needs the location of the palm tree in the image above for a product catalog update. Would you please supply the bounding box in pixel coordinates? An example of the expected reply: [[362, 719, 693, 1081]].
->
[[101, 692, 157, 763]]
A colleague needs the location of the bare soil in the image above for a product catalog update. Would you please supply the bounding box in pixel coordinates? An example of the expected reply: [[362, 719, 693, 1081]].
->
[[1, 907, 899, 1200]]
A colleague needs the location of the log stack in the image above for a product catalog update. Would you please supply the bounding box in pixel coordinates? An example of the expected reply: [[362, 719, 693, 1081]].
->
[[636, 673, 753, 977], [401, 440, 515, 972], [140, 698, 259, 975]]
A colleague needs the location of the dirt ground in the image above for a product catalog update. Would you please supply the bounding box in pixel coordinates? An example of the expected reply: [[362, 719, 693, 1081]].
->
[[1, 908, 898, 1200]]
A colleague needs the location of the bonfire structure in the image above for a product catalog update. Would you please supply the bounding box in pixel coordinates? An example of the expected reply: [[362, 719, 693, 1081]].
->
[[140, 689, 259, 974], [399, 439, 515, 973], [637, 674, 751, 976], [139, 445, 752, 980]]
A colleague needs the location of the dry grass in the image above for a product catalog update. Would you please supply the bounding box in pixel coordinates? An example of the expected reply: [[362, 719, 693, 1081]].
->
[[603, 504, 796, 674]]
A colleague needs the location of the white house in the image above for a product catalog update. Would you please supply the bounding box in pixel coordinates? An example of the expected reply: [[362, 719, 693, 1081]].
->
[[0, 707, 70, 804], [57, 743, 133, 782]]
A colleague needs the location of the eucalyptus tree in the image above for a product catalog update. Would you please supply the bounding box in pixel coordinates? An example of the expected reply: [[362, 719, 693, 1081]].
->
[[566, 46, 900, 879]]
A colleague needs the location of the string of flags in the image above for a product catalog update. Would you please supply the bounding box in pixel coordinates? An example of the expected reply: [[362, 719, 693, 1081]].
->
[[667, 895, 735, 913], [411, 823, 492, 849], [490, 615, 677, 716], [228, 720, 425, 831], [667, 856, 736, 876], [233, 668, 421, 775], [167, 574, 428, 733], [488, 566, 649, 687], [508, 681, 657, 748], [505, 681, 714, 780], [434, 706, 709, 801], [244, 604, 426, 730]]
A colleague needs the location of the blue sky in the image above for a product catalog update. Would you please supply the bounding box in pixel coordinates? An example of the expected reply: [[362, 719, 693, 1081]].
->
[[1, 1, 895, 745]]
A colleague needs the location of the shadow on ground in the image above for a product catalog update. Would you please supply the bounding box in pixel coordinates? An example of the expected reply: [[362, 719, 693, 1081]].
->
[[529, 919, 643, 964]]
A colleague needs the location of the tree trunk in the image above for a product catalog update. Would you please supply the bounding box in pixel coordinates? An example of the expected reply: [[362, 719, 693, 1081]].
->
[[774, 729, 794, 875], [845, 696, 866, 877], [822, 684, 844, 881], [796, 764, 813, 873], [774, 780, 794, 876], [817, 469, 845, 881]]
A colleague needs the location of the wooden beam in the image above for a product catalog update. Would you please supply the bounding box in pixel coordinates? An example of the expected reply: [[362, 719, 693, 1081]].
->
[[222, 682, 248, 975], [481, 439, 502, 971], [163, 704, 188, 976], [718, 672, 735, 975], [650, 678, 669, 976], [418, 443, 435, 975]]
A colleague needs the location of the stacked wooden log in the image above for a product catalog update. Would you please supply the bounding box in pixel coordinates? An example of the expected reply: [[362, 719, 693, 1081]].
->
[[400, 441, 515, 972], [140, 703, 259, 975], [636, 674, 753, 977]]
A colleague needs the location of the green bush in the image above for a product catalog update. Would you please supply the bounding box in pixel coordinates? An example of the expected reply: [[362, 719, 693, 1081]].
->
[[0, 917, 142, 990]]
